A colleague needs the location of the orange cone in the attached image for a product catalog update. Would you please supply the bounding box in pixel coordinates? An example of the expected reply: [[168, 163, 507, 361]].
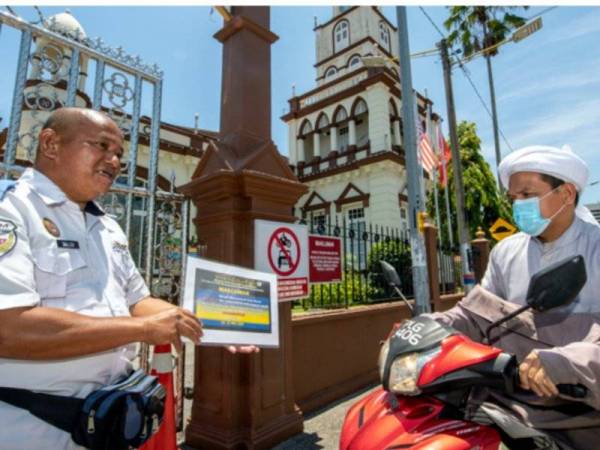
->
[[139, 343, 177, 450]]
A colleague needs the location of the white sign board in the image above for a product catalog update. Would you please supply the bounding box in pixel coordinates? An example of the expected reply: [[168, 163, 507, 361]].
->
[[183, 256, 279, 348], [255, 219, 309, 301]]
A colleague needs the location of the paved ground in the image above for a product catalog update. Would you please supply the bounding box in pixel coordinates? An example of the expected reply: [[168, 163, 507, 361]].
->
[[271, 384, 378, 450], [178, 345, 379, 450]]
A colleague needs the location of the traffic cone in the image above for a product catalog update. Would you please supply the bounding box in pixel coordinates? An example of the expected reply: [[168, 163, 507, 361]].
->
[[139, 344, 177, 450]]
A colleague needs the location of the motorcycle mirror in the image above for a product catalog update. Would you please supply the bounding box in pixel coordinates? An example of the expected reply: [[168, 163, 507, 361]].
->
[[380, 260, 401, 287], [485, 255, 586, 343], [526, 255, 586, 312], [380, 260, 414, 316]]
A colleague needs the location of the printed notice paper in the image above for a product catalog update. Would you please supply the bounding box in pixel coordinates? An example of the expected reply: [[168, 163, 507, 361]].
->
[[183, 256, 279, 347]]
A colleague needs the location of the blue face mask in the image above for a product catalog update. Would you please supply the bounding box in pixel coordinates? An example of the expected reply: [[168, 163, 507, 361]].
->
[[512, 188, 564, 236]]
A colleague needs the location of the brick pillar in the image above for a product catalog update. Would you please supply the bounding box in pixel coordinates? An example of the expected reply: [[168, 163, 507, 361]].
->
[[423, 223, 440, 310], [471, 227, 490, 283], [179, 7, 306, 449]]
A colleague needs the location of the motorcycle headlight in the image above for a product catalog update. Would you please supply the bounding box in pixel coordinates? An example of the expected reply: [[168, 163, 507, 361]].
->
[[379, 345, 441, 395]]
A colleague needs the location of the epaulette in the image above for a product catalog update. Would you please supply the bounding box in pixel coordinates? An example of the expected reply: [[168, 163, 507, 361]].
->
[[0, 180, 17, 201]]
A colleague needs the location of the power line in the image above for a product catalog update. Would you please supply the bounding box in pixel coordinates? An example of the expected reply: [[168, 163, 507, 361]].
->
[[418, 6, 514, 152], [528, 6, 558, 21], [455, 63, 514, 152], [419, 7, 445, 39]]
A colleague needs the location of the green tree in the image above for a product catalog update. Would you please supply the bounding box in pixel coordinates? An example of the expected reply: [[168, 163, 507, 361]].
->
[[366, 239, 412, 300], [444, 6, 528, 170], [429, 121, 512, 245]]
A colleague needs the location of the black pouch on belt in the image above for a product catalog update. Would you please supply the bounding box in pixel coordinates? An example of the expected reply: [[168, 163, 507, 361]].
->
[[0, 368, 166, 450]]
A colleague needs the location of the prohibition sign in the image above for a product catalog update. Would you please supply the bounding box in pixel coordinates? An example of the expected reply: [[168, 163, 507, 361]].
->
[[268, 227, 301, 276]]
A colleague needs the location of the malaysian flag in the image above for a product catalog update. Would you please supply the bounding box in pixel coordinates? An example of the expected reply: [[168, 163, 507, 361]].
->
[[417, 118, 437, 174]]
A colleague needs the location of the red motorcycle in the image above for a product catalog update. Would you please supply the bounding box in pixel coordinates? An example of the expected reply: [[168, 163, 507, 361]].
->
[[340, 256, 588, 450]]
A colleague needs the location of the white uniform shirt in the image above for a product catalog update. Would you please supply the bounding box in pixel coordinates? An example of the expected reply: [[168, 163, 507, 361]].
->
[[482, 216, 600, 313], [0, 168, 149, 450]]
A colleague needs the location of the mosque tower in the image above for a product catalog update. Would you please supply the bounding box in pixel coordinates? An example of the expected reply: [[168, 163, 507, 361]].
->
[[282, 6, 438, 232]]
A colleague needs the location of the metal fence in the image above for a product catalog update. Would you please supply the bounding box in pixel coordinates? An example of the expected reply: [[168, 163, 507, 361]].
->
[[297, 213, 414, 309], [0, 9, 189, 429], [437, 243, 462, 295]]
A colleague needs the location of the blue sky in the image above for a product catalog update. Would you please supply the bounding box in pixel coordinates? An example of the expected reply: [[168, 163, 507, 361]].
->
[[1, 5, 599, 204]]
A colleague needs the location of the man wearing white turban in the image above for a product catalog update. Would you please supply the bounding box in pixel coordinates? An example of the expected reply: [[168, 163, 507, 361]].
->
[[498, 144, 598, 228], [423, 144, 600, 449]]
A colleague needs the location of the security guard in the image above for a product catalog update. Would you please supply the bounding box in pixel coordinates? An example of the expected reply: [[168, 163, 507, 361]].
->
[[0, 108, 203, 450]]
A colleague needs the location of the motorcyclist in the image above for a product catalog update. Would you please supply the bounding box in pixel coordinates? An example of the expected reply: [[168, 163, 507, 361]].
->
[[424, 145, 600, 449]]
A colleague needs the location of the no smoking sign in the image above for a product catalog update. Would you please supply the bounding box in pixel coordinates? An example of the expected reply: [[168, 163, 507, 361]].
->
[[255, 220, 308, 301]]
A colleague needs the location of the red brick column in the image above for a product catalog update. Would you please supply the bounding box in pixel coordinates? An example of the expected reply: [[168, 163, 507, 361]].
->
[[179, 7, 306, 449]]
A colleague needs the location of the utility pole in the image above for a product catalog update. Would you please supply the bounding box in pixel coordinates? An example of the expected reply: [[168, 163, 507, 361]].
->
[[396, 6, 431, 314], [438, 38, 475, 292], [486, 53, 502, 183], [481, 21, 503, 181]]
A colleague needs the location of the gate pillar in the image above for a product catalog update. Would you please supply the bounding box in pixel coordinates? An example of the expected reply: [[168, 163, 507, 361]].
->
[[178, 6, 306, 449]]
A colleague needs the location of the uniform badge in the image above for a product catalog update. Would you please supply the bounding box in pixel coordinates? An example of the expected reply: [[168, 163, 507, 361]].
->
[[112, 241, 128, 254], [0, 219, 17, 257], [43, 217, 60, 237]]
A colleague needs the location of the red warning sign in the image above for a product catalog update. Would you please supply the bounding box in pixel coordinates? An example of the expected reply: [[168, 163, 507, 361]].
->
[[309, 235, 342, 283], [268, 227, 301, 276], [255, 220, 309, 302]]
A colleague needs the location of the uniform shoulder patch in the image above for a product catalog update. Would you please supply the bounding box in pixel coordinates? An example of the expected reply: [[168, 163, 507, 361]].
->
[[0, 219, 17, 257]]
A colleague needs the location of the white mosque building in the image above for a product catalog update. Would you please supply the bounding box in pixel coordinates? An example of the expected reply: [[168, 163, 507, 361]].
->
[[282, 6, 440, 233]]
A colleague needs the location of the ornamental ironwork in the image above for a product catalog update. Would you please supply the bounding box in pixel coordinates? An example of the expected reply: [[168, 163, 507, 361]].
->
[[43, 15, 163, 79]]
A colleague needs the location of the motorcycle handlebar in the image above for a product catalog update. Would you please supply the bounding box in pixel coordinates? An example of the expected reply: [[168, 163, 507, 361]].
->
[[508, 360, 588, 398], [556, 383, 588, 398]]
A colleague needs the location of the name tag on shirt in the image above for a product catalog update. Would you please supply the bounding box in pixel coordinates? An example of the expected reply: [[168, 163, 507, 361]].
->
[[57, 239, 80, 249]]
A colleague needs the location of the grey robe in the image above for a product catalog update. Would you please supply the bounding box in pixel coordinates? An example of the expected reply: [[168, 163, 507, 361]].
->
[[427, 286, 600, 450]]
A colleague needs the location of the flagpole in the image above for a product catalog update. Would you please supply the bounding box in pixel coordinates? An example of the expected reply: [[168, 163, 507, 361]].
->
[[415, 92, 427, 207], [439, 123, 454, 249], [425, 91, 442, 246]]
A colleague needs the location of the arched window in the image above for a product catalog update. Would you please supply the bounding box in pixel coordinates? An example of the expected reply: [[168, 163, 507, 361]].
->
[[334, 106, 348, 124], [379, 21, 390, 52], [348, 54, 361, 68], [299, 119, 313, 137], [325, 66, 337, 80], [334, 20, 350, 52], [316, 113, 330, 130], [353, 98, 368, 116]]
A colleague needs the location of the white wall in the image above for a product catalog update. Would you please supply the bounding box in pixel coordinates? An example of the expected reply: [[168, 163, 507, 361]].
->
[[297, 159, 408, 230]]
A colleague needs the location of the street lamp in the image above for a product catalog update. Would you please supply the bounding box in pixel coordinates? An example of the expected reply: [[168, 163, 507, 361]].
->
[[512, 17, 543, 42]]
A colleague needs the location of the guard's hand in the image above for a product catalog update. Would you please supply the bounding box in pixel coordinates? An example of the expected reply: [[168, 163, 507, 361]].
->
[[226, 345, 260, 354], [141, 308, 202, 353], [519, 350, 558, 398]]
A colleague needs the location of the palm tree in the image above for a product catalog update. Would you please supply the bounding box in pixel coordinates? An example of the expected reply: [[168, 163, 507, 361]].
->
[[444, 7, 528, 176]]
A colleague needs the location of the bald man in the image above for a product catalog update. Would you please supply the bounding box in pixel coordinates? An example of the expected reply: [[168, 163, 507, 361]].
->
[[0, 108, 202, 450]]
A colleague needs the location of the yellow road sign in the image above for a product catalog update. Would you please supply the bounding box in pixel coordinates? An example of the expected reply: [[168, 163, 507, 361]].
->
[[417, 211, 427, 233], [489, 218, 517, 241]]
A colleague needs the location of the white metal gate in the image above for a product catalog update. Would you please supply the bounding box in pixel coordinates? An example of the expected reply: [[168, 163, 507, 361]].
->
[[0, 9, 190, 428]]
